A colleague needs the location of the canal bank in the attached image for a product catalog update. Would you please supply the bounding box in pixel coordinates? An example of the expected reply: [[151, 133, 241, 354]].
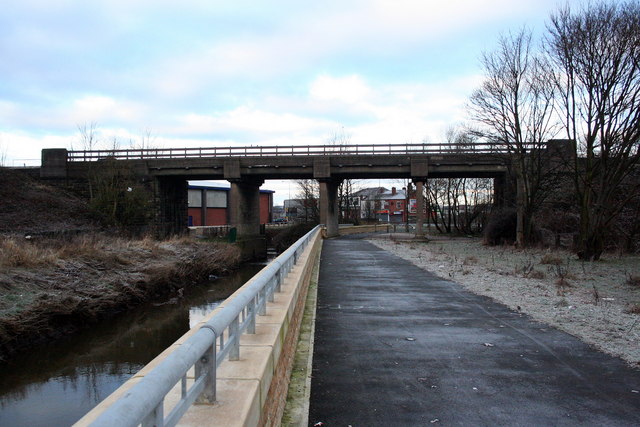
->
[[0, 235, 242, 360], [0, 261, 266, 427]]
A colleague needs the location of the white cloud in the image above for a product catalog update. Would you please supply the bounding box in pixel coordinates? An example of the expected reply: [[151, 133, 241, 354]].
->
[[171, 106, 337, 139], [0, 132, 71, 166], [305, 72, 484, 144], [141, 0, 548, 95], [309, 75, 372, 104]]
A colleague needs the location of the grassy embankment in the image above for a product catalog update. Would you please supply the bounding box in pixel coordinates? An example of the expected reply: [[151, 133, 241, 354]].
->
[[0, 234, 240, 361]]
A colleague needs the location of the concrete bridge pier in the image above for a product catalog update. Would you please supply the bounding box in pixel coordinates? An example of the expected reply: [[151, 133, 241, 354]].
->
[[410, 159, 428, 240], [493, 173, 515, 208], [229, 178, 267, 259], [319, 179, 342, 238], [414, 180, 426, 239], [229, 178, 264, 237]]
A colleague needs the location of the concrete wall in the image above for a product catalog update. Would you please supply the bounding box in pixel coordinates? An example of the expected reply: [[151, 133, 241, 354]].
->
[[75, 229, 323, 427], [155, 177, 189, 237]]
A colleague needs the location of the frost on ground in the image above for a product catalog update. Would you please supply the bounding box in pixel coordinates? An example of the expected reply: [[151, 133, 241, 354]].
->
[[368, 234, 640, 368]]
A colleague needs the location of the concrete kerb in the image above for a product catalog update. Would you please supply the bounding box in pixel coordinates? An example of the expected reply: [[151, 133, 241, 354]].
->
[[281, 239, 322, 426]]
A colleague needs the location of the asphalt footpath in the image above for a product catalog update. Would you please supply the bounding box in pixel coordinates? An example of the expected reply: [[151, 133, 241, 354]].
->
[[308, 236, 640, 426]]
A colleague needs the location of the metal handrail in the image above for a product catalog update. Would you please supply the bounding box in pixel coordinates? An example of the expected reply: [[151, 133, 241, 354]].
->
[[66, 142, 525, 162], [87, 225, 321, 427]]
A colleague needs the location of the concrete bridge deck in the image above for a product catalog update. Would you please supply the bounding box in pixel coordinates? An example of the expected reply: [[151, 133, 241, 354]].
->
[[309, 236, 640, 426]]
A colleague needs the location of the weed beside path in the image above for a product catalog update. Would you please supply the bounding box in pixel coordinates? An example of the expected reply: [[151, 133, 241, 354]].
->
[[369, 235, 640, 367], [0, 234, 241, 361]]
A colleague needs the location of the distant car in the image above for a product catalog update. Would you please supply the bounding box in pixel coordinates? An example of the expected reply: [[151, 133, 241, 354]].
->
[[273, 218, 287, 224]]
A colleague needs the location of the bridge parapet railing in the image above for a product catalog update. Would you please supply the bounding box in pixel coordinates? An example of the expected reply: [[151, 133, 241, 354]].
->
[[82, 225, 321, 427], [66, 142, 519, 162]]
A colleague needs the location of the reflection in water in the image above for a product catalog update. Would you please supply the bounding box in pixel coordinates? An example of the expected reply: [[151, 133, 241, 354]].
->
[[190, 304, 222, 328], [0, 263, 265, 427]]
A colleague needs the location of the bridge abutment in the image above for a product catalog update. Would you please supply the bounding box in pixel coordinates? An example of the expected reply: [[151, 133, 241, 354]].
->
[[155, 176, 188, 237], [493, 173, 516, 208]]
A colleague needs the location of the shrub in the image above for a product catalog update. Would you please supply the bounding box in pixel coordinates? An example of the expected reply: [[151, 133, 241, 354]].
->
[[626, 274, 640, 288], [540, 253, 563, 265], [268, 223, 317, 253], [555, 278, 573, 296], [463, 256, 478, 265], [529, 270, 546, 279], [483, 208, 517, 246]]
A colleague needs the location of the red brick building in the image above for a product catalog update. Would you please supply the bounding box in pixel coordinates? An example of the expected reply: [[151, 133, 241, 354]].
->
[[375, 187, 408, 223], [187, 183, 274, 226]]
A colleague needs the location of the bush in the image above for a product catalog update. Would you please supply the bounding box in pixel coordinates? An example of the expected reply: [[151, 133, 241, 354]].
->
[[483, 208, 517, 246], [540, 253, 563, 265], [267, 223, 316, 253], [88, 157, 152, 232], [626, 274, 640, 288]]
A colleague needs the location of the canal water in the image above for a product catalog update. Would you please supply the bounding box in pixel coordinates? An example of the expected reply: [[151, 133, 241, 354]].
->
[[0, 262, 267, 427]]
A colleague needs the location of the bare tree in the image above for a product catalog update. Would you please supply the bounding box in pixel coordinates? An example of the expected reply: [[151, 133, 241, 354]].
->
[[338, 178, 361, 223], [294, 179, 320, 223], [327, 126, 359, 222], [470, 29, 559, 247], [546, 1, 640, 260], [0, 141, 7, 167], [72, 122, 101, 198], [75, 122, 99, 151], [130, 128, 158, 151], [426, 178, 456, 233]]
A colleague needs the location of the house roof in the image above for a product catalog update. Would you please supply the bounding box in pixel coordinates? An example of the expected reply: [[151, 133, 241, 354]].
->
[[353, 187, 388, 198], [380, 189, 406, 200]]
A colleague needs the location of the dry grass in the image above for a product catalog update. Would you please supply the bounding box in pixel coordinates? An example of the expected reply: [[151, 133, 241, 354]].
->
[[627, 274, 640, 288], [540, 253, 563, 265], [529, 269, 546, 279], [0, 233, 242, 359], [0, 238, 57, 267], [555, 277, 574, 296], [0, 234, 174, 269], [463, 256, 478, 265]]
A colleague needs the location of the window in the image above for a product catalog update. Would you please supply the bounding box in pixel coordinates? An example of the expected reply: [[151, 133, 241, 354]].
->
[[206, 190, 227, 208], [188, 189, 202, 207]]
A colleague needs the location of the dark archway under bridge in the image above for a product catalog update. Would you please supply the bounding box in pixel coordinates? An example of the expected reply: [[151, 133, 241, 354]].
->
[[40, 142, 569, 241]]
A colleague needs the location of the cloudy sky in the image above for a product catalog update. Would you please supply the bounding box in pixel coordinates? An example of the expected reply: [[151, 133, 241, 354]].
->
[[1, 0, 585, 201]]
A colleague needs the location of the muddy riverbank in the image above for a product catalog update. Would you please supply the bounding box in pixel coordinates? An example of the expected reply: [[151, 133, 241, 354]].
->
[[0, 234, 241, 361]]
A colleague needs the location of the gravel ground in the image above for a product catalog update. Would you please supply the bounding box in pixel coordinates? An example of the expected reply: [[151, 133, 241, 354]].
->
[[368, 234, 640, 368]]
